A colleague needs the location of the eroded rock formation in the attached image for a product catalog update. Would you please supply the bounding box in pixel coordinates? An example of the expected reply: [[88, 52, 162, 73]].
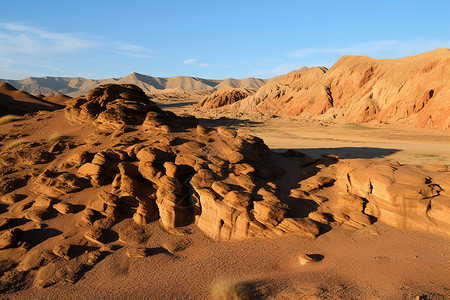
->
[[0, 84, 448, 291], [291, 159, 450, 236], [227, 49, 450, 129]]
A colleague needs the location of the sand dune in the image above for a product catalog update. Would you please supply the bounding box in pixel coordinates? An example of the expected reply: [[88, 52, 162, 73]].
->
[[0, 82, 63, 116]]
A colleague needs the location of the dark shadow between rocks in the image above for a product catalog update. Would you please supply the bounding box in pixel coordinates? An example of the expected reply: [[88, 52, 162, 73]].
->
[[0, 218, 30, 230], [70, 204, 86, 214], [21, 228, 62, 248], [0, 204, 8, 214], [68, 245, 101, 259], [102, 229, 119, 244]]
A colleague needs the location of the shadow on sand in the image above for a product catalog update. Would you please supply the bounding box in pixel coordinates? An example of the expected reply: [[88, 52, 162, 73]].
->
[[196, 116, 262, 128], [156, 101, 199, 109], [274, 146, 401, 160]]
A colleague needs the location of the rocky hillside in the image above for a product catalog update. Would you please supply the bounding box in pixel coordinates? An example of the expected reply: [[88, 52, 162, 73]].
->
[[0, 73, 268, 98], [229, 49, 450, 130], [0, 84, 448, 291]]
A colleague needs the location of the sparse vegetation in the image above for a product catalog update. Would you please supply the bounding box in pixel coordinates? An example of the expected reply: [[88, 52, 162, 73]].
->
[[211, 280, 259, 300], [343, 123, 374, 130], [0, 114, 23, 125], [413, 153, 438, 158], [48, 132, 68, 142], [4, 138, 28, 149]]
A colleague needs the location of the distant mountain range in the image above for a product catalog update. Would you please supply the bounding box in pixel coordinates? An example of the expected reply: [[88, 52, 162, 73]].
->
[[0, 72, 269, 97]]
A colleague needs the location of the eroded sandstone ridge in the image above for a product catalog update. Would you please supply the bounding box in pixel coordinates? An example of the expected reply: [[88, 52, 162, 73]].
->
[[0, 84, 448, 291], [224, 49, 450, 130]]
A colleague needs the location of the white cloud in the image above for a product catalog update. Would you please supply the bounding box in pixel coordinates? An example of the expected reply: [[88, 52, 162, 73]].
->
[[183, 58, 209, 67], [0, 22, 152, 62], [183, 58, 196, 64]]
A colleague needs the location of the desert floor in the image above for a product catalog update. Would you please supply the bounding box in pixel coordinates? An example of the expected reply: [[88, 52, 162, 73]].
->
[[8, 221, 450, 299], [4, 99, 450, 299], [159, 99, 450, 168]]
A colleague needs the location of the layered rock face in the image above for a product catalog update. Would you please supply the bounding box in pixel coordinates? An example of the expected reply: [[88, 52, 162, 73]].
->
[[292, 158, 450, 237], [0, 84, 449, 290], [229, 49, 450, 129], [63, 84, 319, 239], [197, 86, 253, 109]]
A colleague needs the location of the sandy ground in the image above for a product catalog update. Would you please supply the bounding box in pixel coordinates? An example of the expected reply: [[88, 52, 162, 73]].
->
[[2, 103, 450, 299], [158, 99, 450, 167], [8, 221, 450, 299]]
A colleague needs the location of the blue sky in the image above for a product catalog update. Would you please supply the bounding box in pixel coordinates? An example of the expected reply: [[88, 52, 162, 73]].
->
[[1, 0, 449, 79]]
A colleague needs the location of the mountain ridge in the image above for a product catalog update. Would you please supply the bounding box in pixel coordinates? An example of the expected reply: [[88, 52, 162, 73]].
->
[[0, 72, 270, 97]]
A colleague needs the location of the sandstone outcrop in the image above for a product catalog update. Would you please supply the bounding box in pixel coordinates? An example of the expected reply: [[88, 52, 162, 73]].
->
[[64, 83, 155, 127], [291, 159, 450, 236]]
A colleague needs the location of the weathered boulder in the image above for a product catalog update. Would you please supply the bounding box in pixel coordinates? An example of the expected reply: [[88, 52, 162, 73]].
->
[[53, 202, 74, 215], [65, 84, 155, 126]]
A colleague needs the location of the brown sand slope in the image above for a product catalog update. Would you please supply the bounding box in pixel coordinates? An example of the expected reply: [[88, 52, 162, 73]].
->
[[0, 83, 63, 116], [0, 84, 448, 298], [41, 94, 72, 106], [231, 48, 450, 129]]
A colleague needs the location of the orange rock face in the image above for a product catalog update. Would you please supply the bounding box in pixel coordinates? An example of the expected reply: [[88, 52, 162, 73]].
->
[[197, 86, 253, 109], [232, 49, 450, 129]]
